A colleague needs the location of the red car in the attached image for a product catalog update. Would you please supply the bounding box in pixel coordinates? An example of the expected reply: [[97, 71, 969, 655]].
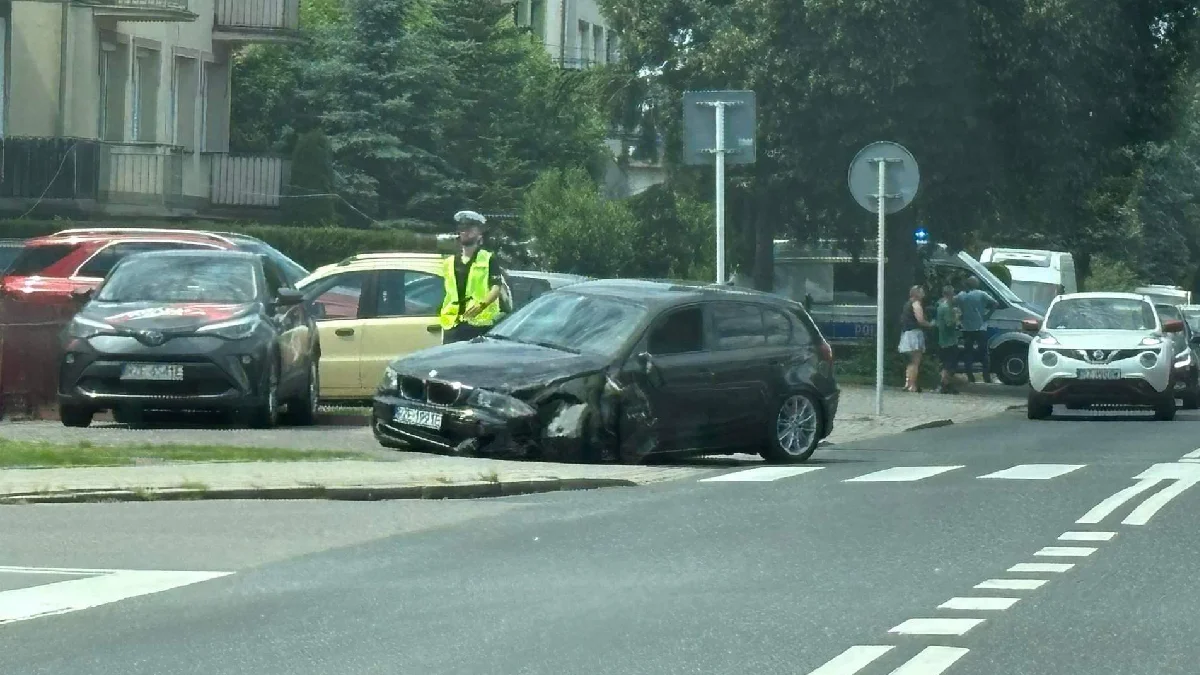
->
[[1, 228, 307, 311]]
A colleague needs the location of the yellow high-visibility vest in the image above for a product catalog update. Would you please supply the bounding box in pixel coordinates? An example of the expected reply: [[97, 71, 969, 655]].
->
[[439, 249, 499, 330]]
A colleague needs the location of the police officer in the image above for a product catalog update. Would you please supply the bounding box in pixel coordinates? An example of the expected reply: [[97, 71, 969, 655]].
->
[[438, 210, 504, 344]]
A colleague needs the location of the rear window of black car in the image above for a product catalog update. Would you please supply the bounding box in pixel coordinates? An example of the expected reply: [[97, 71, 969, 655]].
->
[[711, 303, 796, 349], [4, 244, 75, 276]]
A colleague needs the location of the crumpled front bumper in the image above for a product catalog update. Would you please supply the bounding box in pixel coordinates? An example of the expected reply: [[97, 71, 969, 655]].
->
[[372, 394, 539, 458]]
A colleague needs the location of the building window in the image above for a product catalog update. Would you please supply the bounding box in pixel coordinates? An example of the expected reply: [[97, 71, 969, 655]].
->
[[593, 26, 603, 65], [577, 20, 589, 67], [99, 40, 128, 142], [172, 55, 198, 150], [530, 0, 545, 41], [606, 32, 618, 63], [131, 47, 160, 142]]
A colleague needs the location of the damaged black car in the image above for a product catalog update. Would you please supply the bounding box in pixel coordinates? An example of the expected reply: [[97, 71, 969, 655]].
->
[[372, 279, 839, 464], [58, 250, 320, 429]]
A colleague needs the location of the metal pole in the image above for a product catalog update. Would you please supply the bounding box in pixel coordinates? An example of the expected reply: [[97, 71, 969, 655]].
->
[[714, 103, 727, 284], [57, 0, 70, 137], [875, 159, 887, 417]]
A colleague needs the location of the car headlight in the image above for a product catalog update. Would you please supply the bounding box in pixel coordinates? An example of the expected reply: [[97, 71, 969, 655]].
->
[[196, 316, 260, 340], [1035, 334, 1059, 345], [1141, 336, 1164, 346], [67, 316, 115, 339], [467, 388, 536, 417], [380, 366, 399, 392]]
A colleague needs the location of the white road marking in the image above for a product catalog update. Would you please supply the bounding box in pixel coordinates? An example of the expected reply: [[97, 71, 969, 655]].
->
[[1180, 448, 1200, 460], [888, 618, 984, 636], [0, 566, 128, 575], [977, 464, 1085, 480], [805, 645, 894, 675], [844, 466, 964, 483], [975, 578, 1047, 590], [699, 466, 824, 482], [1136, 463, 1200, 480], [0, 569, 232, 625], [1034, 546, 1096, 558], [1008, 562, 1074, 573], [1123, 478, 1200, 525], [938, 596, 1020, 611], [1077, 478, 1164, 524], [1059, 531, 1116, 542], [1181, 458, 1200, 464], [888, 646, 970, 675]]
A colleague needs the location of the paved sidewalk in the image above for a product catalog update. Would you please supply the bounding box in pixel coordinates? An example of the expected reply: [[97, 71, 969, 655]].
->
[[0, 385, 1019, 502]]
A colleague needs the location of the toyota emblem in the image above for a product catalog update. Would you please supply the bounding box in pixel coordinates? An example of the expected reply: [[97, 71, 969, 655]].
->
[[139, 330, 166, 346], [1092, 350, 1104, 360], [429, 369, 438, 378]]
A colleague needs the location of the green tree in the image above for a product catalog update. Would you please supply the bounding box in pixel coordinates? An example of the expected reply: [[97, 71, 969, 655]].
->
[[284, 129, 338, 225], [521, 167, 637, 277]]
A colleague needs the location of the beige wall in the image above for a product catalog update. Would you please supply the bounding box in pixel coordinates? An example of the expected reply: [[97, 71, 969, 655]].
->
[[8, 2, 65, 137]]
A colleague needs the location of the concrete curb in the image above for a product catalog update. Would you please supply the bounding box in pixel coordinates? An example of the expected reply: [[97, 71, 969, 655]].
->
[[0, 477, 639, 505], [903, 419, 955, 432]]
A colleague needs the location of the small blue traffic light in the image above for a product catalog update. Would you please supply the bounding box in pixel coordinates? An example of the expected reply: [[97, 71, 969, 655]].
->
[[914, 227, 929, 245]]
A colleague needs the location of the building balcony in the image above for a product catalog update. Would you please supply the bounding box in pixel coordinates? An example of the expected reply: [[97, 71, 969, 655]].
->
[[208, 154, 290, 208], [213, 0, 301, 43], [86, 0, 198, 23], [99, 142, 185, 207]]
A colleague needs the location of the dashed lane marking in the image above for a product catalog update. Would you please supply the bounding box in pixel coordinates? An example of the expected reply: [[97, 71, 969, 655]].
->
[[977, 464, 1085, 480], [698, 466, 824, 482], [888, 618, 984, 636], [1059, 531, 1116, 542], [805, 646, 894, 675], [888, 646, 970, 675], [1008, 562, 1074, 573], [974, 578, 1047, 590], [937, 596, 1020, 611], [844, 466, 964, 483], [1034, 546, 1097, 558]]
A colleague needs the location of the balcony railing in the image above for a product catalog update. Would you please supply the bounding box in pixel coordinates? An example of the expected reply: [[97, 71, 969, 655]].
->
[[0, 137, 101, 200], [99, 143, 184, 206], [88, 0, 197, 22], [209, 155, 289, 207], [213, 0, 301, 41]]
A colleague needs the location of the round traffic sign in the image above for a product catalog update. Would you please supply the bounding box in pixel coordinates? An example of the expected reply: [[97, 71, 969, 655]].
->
[[847, 141, 920, 215]]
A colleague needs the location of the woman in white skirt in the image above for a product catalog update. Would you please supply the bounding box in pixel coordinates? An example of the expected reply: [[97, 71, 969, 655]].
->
[[898, 285, 933, 392]]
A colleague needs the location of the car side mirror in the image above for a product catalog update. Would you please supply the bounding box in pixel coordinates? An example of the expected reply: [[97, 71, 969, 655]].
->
[[70, 288, 93, 304], [275, 288, 304, 308], [1163, 319, 1185, 334], [1021, 318, 1041, 333]]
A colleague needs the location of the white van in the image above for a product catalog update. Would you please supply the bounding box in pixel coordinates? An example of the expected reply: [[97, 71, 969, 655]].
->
[[979, 248, 1077, 311], [1135, 285, 1192, 306]]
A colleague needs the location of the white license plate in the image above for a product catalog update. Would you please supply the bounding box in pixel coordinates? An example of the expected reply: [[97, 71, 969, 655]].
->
[[120, 364, 184, 381], [393, 406, 443, 430], [1077, 368, 1121, 381]]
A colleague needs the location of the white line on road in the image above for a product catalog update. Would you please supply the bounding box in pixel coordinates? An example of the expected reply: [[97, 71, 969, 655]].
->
[[1181, 459, 1200, 464], [1077, 478, 1164, 524], [888, 646, 970, 675], [975, 578, 1047, 590], [844, 466, 964, 483], [1059, 531, 1116, 542], [1008, 562, 1074, 573], [938, 596, 1020, 611], [0, 566, 133, 575], [1034, 546, 1097, 558], [698, 466, 824, 482], [888, 618, 985, 636], [0, 569, 232, 625], [1123, 478, 1200, 525], [1180, 449, 1200, 460], [805, 646, 894, 675], [977, 464, 1085, 480]]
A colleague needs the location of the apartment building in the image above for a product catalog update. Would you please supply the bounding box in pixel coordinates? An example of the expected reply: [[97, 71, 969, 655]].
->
[[0, 0, 299, 218], [514, 0, 618, 69]]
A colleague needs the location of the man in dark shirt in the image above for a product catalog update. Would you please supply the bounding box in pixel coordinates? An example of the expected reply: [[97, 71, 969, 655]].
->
[[438, 210, 504, 344]]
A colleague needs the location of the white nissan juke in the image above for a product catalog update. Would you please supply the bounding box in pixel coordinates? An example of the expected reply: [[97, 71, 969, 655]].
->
[[1025, 292, 1185, 421]]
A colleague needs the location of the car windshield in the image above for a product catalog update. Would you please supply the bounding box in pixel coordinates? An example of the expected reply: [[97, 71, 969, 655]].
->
[[1010, 280, 1060, 312], [487, 291, 646, 357], [97, 257, 259, 304], [1044, 297, 1158, 331]]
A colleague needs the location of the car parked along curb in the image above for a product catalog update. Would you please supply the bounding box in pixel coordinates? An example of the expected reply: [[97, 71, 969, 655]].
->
[[0, 478, 639, 504]]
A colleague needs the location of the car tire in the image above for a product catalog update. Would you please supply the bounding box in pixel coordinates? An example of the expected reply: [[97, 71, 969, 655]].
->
[[995, 346, 1029, 386], [1154, 397, 1177, 421], [1026, 391, 1052, 420], [286, 361, 320, 426], [761, 391, 822, 463], [247, 361, 280, 429], [60, 404, 93, 428]]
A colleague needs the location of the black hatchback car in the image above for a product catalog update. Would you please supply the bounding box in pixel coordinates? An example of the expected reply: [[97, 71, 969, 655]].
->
[[58, 250, 320, 428], [373, 279, 839, 463]]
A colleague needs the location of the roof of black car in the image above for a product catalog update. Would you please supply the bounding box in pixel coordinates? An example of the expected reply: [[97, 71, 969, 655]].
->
[[565, 278, 800, 309]]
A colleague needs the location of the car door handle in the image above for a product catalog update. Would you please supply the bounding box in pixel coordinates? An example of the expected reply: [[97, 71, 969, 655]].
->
[[427, 325, 441, 334], [335, 328, 355, 337]]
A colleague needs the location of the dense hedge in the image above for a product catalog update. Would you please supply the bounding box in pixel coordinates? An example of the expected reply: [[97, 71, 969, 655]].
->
[[0, 220, 452, 270]]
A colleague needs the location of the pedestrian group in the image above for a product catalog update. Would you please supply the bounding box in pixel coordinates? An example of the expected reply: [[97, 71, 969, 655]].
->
[[898, 276, 998, 394]]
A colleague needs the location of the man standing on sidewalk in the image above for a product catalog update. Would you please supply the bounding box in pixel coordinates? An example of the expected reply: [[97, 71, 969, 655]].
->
[[935, 285, 962, 394], [956, 276, 998, 384], [438, 210, 504, 344]]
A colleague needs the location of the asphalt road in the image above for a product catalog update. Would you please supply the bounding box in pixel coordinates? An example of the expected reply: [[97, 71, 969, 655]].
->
[[3, 407, 1200, 675]]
